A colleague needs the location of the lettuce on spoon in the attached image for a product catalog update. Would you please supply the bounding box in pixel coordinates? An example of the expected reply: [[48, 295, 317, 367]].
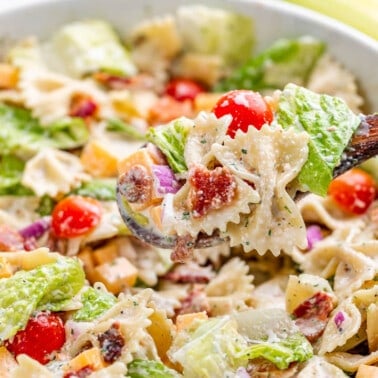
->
[[277, 83, 361, 196]]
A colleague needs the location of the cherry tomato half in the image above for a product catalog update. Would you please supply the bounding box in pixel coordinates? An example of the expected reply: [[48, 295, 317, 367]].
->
[[328, 168, 376, 215], [52, 195, 102, 238], [165, 78, 205, 102], [212, 90, 274, 138], [6, 312, 66, 365]]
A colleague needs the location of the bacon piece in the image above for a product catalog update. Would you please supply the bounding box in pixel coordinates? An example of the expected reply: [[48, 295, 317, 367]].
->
[[171, 234, 195, 263], [247, 359, 299, 377], [69, 93, 98, 119], [188, 165, 236, 218], [0, 224, 24, 251], [63, 366, 94, 378], [97, 323, 125, 363], [293, 292, 334, 342], [163, 262, 214, 284], [177, 288, 210, 316], [118, 165, 153, 204]]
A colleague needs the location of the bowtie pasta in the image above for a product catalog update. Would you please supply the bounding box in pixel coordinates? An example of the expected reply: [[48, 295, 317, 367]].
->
[[0, 4, 376, 378]]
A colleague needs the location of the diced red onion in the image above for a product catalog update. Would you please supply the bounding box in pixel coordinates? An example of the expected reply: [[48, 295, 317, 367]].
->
[[334, 311, 345, 329], [19, 216, 51, 240], [306, 225, 323, 250], [235, 367, 250, 378], [152, 165, 180, 195]]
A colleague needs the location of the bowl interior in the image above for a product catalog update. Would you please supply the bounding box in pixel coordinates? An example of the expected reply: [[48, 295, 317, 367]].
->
[[0, 0, 377, 110]]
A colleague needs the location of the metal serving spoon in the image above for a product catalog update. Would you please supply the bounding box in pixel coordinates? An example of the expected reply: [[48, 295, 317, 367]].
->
[[116, 114, 378, 250]]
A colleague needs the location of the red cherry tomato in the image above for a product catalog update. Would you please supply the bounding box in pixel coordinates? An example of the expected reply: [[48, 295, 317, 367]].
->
[[52, 196, 102, 238], [212, 90, 274, 138], [328, 168, 376, 215], [6, 312, 66, 365], [165, 78, 205, 102]]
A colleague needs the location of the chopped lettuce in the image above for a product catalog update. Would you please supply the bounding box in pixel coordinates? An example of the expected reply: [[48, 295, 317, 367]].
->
[[0, 256, 85, 342], [127, 359, 181, 378], [169, 316, 249, 377], [240, 333, 313, 370], [277, 84, 361, 196], [147, 117, 193, 173], [106, 118, 146, 141], [0, 104, 89, 158], [176, 5, 254, 66], [170, 311, 313, 376], [47, 20, 136, 78], [0, 155, 33, 196], [216, 37, 325, 92], [71, 179, 116, 201], [73, 287, 116, 322]]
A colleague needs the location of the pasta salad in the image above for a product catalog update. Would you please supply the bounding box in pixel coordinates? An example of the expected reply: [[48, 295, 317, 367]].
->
[[0, 4, 377, 378]]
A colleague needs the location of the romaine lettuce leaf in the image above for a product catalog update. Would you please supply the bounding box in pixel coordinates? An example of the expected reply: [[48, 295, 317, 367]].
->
[[36, 195, 56, 216], [169, 316, 249, 377], [0, 256, 85, 341], [216, 37, 324, 92], [0, 104, 89, 158], [73, 287, 116, 322], [240, 333, 313, 370], [146, 117, 193, 173], [0, 155, 33, 196], [47, 20, 136, 78], [277, 84, 361, 195], [106, 118, 146, 141], [176, 5, 254, 66], [127, 359, 181, 378], [71, 179, 116, 201]]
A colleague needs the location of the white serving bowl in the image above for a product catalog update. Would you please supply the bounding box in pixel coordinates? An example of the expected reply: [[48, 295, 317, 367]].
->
[[0, 0, 377, 110]]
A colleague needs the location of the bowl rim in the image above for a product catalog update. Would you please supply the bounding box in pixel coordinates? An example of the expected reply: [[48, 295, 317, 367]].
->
[[0, 0, 377, 52]]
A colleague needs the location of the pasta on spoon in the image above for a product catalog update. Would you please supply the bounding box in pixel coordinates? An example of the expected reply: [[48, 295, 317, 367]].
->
[[116, 84, 378, 261]]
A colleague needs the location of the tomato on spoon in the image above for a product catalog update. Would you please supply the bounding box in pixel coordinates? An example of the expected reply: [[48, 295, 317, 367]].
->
[[212, 90, 273, 138]]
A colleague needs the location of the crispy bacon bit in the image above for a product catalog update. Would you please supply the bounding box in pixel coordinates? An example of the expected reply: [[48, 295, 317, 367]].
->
[[97, 323, 125, 363], [163, 262, 214, 284], [93, 72, 156, 91], [148, 95, 193, 125], [118, 165, 153, 204], [0, 224, 24, 251], [177, 288, 210, 316], [293, 292, 334, 342], [171, 234, 195, 263], [63, 366, 94, 378], [188, 165, 236, 218], [69, 93, 98, 119]]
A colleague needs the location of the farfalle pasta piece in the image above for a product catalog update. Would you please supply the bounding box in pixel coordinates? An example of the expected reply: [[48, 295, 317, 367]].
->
[[205, 257, 254, 315], [285, 274, 335, 314], [184, 111, 230, 167], [367, 303, 378, 352], [301, 240, 377, 300], [318, 298, 362, 355], [19, 67, 113, 125], [0, 195, 40, 229], [297, 356, 349, 378], [21, 148, 90, 197], [298, 194, 363, 231], [325, 350, 378, 373], [307, 54, 363, 114], [220, 125, 309, 254], [163, 175, 259, 237], [67, 289, 157, 365]]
